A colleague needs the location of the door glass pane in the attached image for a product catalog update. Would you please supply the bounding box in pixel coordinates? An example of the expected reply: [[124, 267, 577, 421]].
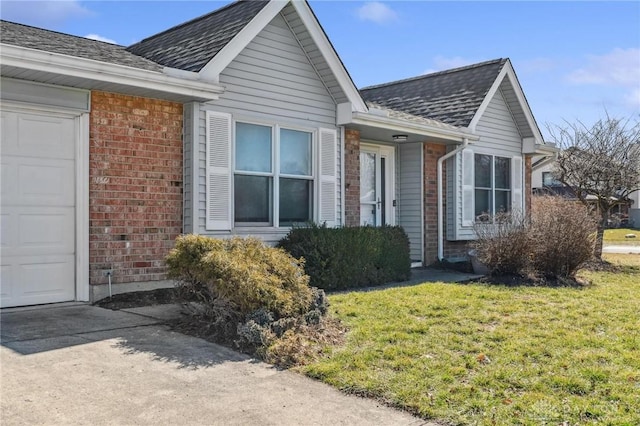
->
[[474, 154, 491, 188], [280, 129, 311, 176], [475, 189, 491, 219], [495, 190, 511, 213], [234, 175, 272, 224], [495, 157, 511, 189], [360, 152, 376, 203], [279, 178, 312, 226], [380, 157, 386, 225], [236, 122, 271, 172]]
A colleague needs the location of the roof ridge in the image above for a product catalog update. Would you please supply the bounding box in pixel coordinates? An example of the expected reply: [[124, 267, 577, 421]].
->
[[0, 19, 127, 47], [360, 58, 507, 91], [127, 0, 256, 48]]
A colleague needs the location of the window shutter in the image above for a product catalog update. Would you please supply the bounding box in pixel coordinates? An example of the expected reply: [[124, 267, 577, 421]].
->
[[461, 148, 475, 227], [205, 111, 232, 231], [511, 155, 523, 212], [318, 128, 337, 227]]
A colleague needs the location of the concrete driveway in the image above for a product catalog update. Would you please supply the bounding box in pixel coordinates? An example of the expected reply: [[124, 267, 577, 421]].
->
[[602, 244, 640, 254], [1, 304, 432, 426]]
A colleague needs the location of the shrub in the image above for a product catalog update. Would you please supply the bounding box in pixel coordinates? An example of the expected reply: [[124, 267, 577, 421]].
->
[[166, 235, 313, 319], [166, 235, 337, 366], [278, 224, 411, 290], [471, 197, 597, 280], [530, 196, 596, 277], [472, 210, 531, 276]]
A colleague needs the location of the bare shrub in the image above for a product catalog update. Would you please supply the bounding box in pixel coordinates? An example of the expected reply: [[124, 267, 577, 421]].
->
[[530, 196, 597, 277], [472, 210, 531, 276]]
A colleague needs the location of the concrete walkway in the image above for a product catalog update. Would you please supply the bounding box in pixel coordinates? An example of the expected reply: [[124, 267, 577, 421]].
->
[[602, 244, 640, 254], [1, 304, 435, 426]]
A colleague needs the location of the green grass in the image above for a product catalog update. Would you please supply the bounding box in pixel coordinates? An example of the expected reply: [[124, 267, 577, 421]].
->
[[604, 228, 640, 245], [302, 256, 640, 425]]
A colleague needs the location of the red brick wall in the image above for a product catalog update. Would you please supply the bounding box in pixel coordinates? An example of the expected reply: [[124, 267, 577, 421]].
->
[[89, 91, 183, 285], [423, 143, 444, 264], [423, 142, 469, 265], [525, 155, 532, 214], [344, 129, 361, 227]]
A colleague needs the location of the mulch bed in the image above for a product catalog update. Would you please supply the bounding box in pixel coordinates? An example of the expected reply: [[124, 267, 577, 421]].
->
[[95, 288, 179, 310]]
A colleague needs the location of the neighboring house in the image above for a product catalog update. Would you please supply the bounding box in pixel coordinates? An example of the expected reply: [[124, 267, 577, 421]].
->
[[0, 0, 554, 308], [532, 156, 638, 226]]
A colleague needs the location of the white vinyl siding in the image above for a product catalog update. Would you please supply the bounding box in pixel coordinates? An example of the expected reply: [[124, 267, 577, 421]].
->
[[185, 14, 340, 244], [398, 143, 423, 262], [449, 89, 524, 241]]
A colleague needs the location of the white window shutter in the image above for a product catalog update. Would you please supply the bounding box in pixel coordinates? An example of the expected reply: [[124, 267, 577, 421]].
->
[[205, 111, 232, 231], [511, 155, 523, 212], [461, 148, 475, 227], [318, 128, 337, 227]]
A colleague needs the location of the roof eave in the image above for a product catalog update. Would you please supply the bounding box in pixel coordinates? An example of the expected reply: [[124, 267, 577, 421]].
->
[[1, 44, 224, 101], [350, 110, 480, 143]]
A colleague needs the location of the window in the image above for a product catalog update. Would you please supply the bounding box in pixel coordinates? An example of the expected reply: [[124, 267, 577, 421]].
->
[[474, 154, 511, 220], [234, 122, 313, 226], [542, 171, 562, 187]]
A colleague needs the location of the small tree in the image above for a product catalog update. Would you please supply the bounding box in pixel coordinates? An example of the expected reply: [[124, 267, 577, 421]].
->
[[548, 115, 640, 259]]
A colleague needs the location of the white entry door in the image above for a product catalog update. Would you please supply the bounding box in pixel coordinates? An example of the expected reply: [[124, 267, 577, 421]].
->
[[360, 145, 395, 226], [1, 107, 77, 308]]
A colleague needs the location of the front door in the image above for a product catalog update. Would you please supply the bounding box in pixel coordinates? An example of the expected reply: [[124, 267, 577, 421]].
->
[[360, 144, 395, 226]]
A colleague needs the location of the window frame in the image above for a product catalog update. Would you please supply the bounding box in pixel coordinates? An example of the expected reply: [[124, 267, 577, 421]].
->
[[232, 119, 316, 228], [474, 153, 512, 221]]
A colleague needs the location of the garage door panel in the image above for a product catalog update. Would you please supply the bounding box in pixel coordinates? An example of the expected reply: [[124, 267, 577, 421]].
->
[[0, 255, 74, 308], [1, 160, 17, 201], [0, 207, 74, 255], [18, 160, 75, 206], [0, 264, 15, 303], [16, 114, 75, 159]]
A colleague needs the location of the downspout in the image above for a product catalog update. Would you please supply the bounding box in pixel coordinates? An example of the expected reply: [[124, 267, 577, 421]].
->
[[437, 138, 470, 261]]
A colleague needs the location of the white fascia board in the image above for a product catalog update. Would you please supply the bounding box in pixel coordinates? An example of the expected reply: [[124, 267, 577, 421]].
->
[[198, 0, 288, 81], [351, 111, 479, 142], [291, 1, 368, 113], [1, 44, 224, 101], [503, 65, 545, 143]]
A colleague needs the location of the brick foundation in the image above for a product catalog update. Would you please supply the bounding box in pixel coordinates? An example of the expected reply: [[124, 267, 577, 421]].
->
[[344, 129, 361, 227], [89, 91, 183, 287]]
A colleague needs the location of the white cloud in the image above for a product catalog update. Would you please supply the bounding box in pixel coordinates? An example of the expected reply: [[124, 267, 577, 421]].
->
[[625, 88, 640, 108], [567, 48, 640, 87], [0, 0, 92, 28], [567, 48, 640, 111], [85, 34, 117, 44], [356, 2, 398, 25], [424, 56, 474, 74]]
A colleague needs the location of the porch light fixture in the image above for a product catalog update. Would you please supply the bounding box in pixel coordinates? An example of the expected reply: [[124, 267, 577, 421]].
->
[[392, 134, 408, 142]]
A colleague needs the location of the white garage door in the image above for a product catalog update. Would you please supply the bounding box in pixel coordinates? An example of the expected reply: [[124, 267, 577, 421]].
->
[[1, 107, 77, 308]]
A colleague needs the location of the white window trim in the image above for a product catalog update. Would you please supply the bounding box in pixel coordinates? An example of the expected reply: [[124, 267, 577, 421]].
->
[[473, 152, 515, 221], [232, 119, 317, 228]]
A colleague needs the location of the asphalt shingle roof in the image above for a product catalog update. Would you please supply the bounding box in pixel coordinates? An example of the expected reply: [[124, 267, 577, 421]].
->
[[360, 59, 508, 128], [0, 20, 163, 72], [126, 0, 268, 72]]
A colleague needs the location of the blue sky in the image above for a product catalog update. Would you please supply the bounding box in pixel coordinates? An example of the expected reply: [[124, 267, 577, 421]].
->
[[2, 0, 639, 139]]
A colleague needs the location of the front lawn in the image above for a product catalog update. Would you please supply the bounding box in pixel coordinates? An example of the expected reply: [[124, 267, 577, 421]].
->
[[604, 228, 640, 245], [303, 255, 640, 425]]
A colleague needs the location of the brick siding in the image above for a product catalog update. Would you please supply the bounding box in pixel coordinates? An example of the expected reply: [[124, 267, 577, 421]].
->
[[344, 129, 361, 227], [423, 142, 469, 265], [89, 91, 183, 286]]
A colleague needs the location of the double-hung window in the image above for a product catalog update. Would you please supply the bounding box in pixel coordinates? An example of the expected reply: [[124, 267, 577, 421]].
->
[[234, 122, 313, 227], [474, 154, 511, 219]]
